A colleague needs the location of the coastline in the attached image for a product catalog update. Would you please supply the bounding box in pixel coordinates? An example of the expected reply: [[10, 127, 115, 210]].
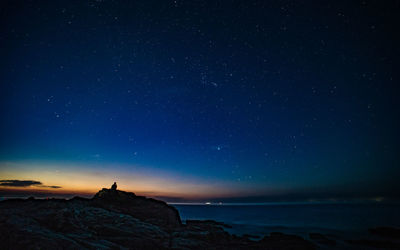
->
[[1, 191, 400, 249]]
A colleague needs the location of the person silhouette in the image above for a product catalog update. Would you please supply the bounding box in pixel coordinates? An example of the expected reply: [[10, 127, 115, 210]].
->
[[111, 182, 117, 190]]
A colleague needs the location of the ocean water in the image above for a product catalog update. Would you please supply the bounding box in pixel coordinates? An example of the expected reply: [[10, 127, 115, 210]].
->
[[173, 203, 400, 237]]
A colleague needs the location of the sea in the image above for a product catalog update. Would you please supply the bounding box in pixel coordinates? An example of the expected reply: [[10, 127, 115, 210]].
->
[[173, 202, 400, 240]]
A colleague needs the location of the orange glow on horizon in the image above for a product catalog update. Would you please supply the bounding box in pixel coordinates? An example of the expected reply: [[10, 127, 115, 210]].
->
[[0, 160, 265, 200]]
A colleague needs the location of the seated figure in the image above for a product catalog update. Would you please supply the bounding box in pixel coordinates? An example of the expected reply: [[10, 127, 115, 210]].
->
[[111, 182, 117, 190]]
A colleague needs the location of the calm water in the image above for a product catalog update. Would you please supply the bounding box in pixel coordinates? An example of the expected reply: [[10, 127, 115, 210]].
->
[[174, 203, 400, 236]]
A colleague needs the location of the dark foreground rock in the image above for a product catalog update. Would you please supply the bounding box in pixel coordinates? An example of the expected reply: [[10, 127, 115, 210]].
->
[[309, 233, 336, 246], [369, 227, 400, 239], [339, 226, 400, 249], [0, 188, 315, 250], [92, 188, 181, 228], [346, 239, 400, 249]]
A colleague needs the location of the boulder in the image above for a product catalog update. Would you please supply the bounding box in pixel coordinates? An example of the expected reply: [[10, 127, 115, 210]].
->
[[92, 188, 182, 228]]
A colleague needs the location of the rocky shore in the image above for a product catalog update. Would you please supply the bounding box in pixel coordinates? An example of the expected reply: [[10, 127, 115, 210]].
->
[[0, 187, 316, 249], [1, 188, 399, 249]]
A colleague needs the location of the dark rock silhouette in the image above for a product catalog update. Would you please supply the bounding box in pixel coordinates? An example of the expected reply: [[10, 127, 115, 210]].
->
[[92, 188, 181, 228], [0, 187, 316, 249], [369, 227, 400, 238], [309, 233, 336, 246]]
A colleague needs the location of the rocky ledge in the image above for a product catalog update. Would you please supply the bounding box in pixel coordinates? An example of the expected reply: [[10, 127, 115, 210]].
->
[[0, 188, 315, 249], [92, 188, 181, 228]]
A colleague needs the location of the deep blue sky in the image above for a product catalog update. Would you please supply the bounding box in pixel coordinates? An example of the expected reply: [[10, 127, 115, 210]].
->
[[0, 1, 399, 201]]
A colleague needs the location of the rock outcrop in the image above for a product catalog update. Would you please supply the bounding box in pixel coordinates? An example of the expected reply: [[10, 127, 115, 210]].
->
[[368, 227, 400, 239], [0, 188, 316, 249], [92, 188, 181, 228], [0, 197, 171, 249]]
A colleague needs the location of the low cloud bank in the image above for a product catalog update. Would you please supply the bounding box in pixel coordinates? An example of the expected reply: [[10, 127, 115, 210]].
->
[[0, 180, 61, 189]]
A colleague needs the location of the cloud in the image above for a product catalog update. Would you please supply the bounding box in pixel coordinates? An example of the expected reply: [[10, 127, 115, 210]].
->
[[0, 180, 41, 187], [0, 180, 61, 189]]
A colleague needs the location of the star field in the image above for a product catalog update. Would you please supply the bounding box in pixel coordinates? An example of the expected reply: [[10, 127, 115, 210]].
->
[[0, 1, 399, 201]]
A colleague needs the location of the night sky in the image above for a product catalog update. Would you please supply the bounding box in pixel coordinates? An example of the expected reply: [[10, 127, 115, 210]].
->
[[1, 1, 399, 202]]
